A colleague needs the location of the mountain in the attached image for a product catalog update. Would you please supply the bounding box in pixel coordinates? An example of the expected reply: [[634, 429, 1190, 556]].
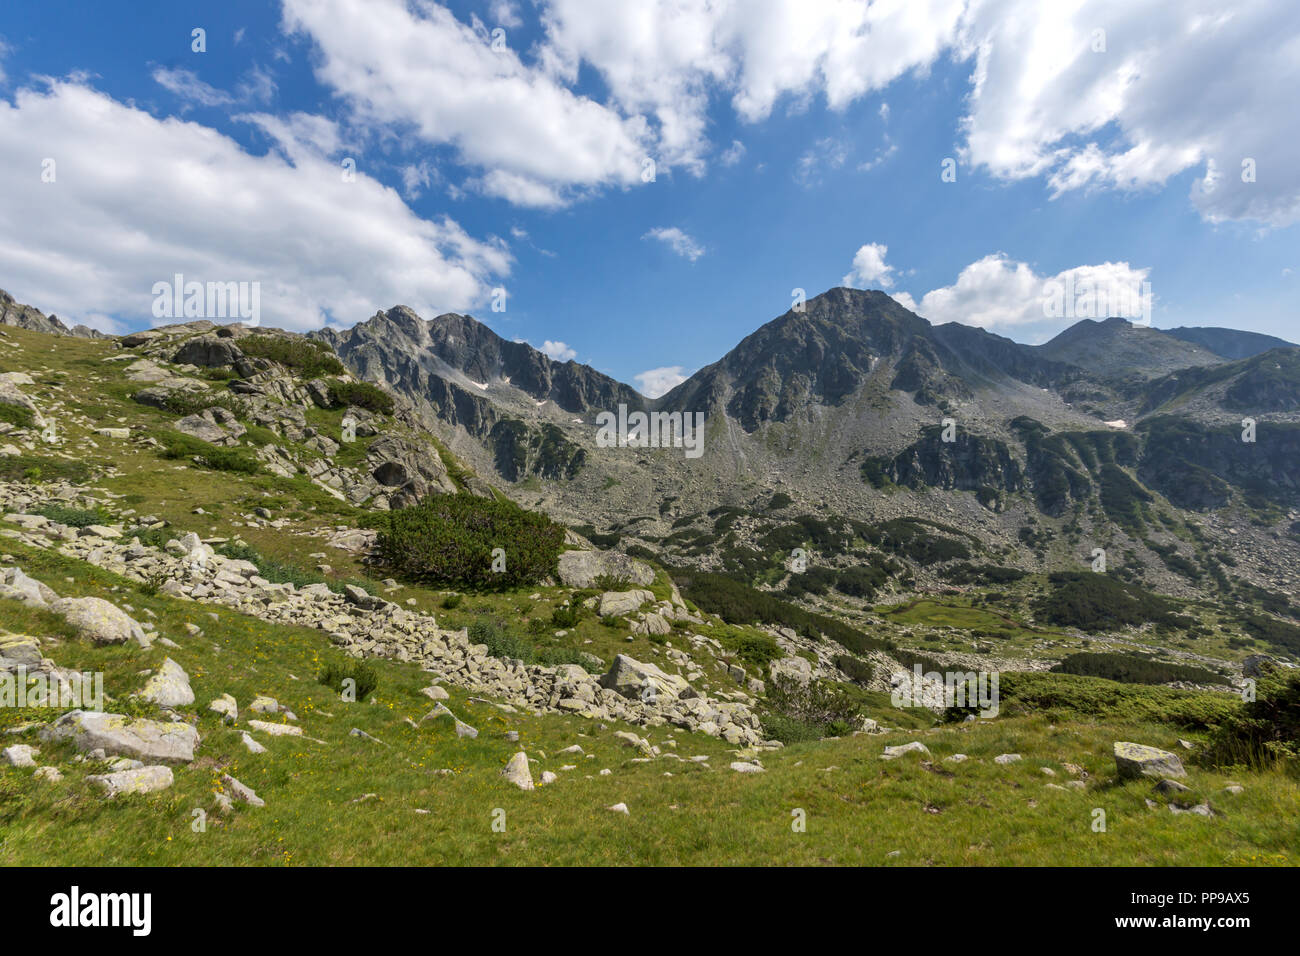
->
[[1035, 317, 1220, 379], [312, 307, 647, 484], [1164, 326, 1297, 360], [0, 288, 103, 338]]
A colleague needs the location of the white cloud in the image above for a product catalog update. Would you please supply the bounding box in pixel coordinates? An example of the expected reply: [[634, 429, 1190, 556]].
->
[[956, 0, 1300, 226], [0, 79, 509, 332], [541, 339, 576, 361], [895, 253, 1152, 339], [540, 0, 963, 173], [843, 242, 895, 288], [635, 365, 690, 398], [490, 1, 523, 30], [151, 67, 234, 107], [719, 139, 746, 166], [281, 0, 651, 208], [536, 0, 1300, 225], [794, 137, 848, 187], [643, 227, 704, 262]]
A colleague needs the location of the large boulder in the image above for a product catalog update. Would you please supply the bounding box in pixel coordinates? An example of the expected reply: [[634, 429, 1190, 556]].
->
[[597, 589, 654, 618], [171, 334, 244, 368], [51, 597, 150, 647], [138, 658, 195, 709], [557, 550, 655, 589], [0, 634, 42, 670], [40, 711, 199, 762], [1113, 742, 1186, 780], [0, 567, 58, 607], [600, 654, 690, 701]]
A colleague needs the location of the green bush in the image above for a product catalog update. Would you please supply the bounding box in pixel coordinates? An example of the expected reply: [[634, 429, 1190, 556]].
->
[[0, 403, 36, 429], [762, 673, 860, 741], [159, 431, 260, 474], [833, 654, 874, 685], [995, 671, 1238, 730], [36, 504, 112, 528], [238, 334, 345, 378], [328, 379, 395, 415], [318, 659, 379, 702], [1034, 572, 1183, 631], [0, 455, 95, 484], [1203, 665, 1300, 771], [376, 493, 565, 590], [1051, 652, 1224, 686]]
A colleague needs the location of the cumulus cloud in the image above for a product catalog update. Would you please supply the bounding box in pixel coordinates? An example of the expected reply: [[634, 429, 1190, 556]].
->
[[634, 365, 691, 398], [643, 227, 704, 262], [0, 79, 509, 332], [955, 0, 1300, 225], [541, 339, 576, 361], [281, 0, 651, 208], [895, 253, 1152, 340], [843, 242, 895, 288], [536, 0, 1300, 224]]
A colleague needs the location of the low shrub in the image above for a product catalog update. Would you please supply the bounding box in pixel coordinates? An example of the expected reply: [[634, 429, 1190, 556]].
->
[[318, 659, 379, 702], [376, 493, 565, 590]]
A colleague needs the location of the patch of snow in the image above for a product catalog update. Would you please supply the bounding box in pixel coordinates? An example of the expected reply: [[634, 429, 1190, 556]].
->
[[1104, 419, 1128, 428]]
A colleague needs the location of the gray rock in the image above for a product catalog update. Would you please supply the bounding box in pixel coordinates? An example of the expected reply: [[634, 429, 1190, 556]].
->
[[221, 773, 265, 807], [1113, 742, 1186, 780], [139, 657, 194, 709], [501, 751, 534, 790], [557, 550, 655, 589], [51, 596, 150, 646], [597, 589, 654, 618], [600, 654, 690, 700], [88, 765, 174, 797], [41, 711, 199, 762], [881, 741, 931, 760], [2, 744, 38, 767]]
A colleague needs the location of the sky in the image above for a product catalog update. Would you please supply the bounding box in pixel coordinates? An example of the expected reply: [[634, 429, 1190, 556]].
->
[[1, 0, 1297, 396]]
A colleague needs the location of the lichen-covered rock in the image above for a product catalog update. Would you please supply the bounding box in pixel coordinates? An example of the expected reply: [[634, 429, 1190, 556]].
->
[[139, 658, 194, 709], [501, 751, 534, 791], [600, 654, 690, 701], [40, 711, 198, 762], [557, 550, 655, 589], [88, 765, 174, 797], [1113, 742, 1186, 780], [50, 596, 150, 647]]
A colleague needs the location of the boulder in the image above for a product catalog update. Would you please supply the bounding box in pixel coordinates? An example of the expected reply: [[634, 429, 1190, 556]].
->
[[1113, 742, 1186, 780], [51, 597, 150, 646], [881, 742, 931, 760], [501, 751, 534, 791], [42, 711, 198, 762], [171, 334, 244, 368], [598, 589, 654, 618], [556, 550, 655, 589], [600, 654, 690, 701], [88, 765, 174, 797], [2, 744, 38, 767], [221, 773, 265, 807], [421, 703, 478, 738], [0, 567, 58, 606], [0, 633, 42, 670], [139, 658, 194, 709]]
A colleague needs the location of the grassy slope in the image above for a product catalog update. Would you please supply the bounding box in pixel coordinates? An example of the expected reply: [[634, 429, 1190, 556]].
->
[[1, 540, 1296, 866]]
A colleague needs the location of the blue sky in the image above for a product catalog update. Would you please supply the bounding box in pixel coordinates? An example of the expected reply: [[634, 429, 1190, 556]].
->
[[1, 0, 1296, 395]]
